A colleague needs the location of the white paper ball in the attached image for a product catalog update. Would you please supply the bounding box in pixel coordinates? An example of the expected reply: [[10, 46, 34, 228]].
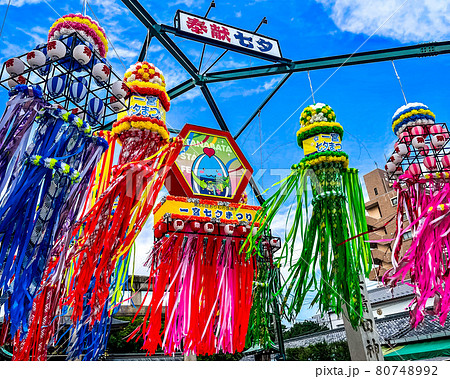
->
[[26, 50, 46, 68], [270, 238, 281, 248], [111, 80, 129, 99], [5, 58, 25, 75], [431, 134, 447, 148], [395, 143, 408, 156], [173, 219, 184, 231], [390, 153, 402, 165], [47, 40, 66, 61], [385, 161, 396, 173], [224, 224, 235, 235], [412, 136, 426, 150], [72, 45, 92, 65], [7, 75, 26, 88], [204, 222, 214, 233], [92, 63, 110, 83], [109, 96, 124, 112]]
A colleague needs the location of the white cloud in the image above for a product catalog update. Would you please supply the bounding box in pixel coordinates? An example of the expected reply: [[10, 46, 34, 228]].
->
[[148, 44, 163, 53], [242, 77, 280, 97], [168, 0, 204, 8], [235, 11, 242, 18], [316, 0, 450, 43], [0, 0, 45, 6], [16, 26, 48, 47], [86, 0, 129, 21], [0, 41, 24, 61]]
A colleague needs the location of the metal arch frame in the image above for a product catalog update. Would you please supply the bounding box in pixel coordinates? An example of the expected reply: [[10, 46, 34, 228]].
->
[[120, 0, 450, 207]]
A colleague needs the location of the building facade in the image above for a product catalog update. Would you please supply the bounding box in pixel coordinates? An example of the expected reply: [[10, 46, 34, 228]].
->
[[363, 168, 412, 282]]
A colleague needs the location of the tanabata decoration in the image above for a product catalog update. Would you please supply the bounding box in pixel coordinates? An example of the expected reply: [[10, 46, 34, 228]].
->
[[60, 62, 182, 360], [0, 85, 45, 191], [383, 103, 450, 327], [128, 125, 272, 356], [11, 127, 108, 361], [1, 13, 127, 128], [48, 13, 108, 58], [245, 237, 283, 351], [0, 14, 127, 360], [0, 106, 108, 342], [248, 103, 371, 328]]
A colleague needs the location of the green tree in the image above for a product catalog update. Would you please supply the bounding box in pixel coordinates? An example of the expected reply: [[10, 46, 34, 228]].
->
[[283, 320, 328, 340], [197, 352, 244, 361], [107, 316, 146, 354], [286, 341, 350, 361]]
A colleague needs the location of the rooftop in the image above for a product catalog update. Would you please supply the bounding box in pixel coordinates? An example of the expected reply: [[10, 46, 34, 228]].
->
[[284, 310, 450, 350], [368, 282, 413, 305]]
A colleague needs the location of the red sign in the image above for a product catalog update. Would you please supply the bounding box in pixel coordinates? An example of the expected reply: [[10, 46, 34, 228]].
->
[[165, 124, 253, 203]]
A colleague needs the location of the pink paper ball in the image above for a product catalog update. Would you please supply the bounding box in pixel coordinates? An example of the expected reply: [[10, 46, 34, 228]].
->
[[399, 131, 411, 144], [411, 126, 425, 136], [423, 156, 437, 170], [441, 155, 450, 168], [429, 124, 443, 134], [407, 163, 421, 176]]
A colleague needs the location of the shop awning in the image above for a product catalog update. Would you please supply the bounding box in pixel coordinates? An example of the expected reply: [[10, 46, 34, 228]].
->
[[385, 339, 450, 361]]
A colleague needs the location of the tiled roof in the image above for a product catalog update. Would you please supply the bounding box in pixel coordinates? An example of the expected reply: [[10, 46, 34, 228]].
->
[[284, 328, 346, 348], [283, 310, 450, 350], [368, 282, 413, 304]]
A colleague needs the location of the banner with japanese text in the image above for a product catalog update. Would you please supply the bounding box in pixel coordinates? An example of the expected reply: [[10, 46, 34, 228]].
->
[[176, 10, 282, 59]]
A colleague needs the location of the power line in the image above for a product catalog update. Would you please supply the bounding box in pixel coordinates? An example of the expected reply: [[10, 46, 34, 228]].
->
[[0, 0, 12, 41]]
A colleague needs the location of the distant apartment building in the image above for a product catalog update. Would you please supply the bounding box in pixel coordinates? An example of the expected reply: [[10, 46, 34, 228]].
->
[[363, 168, 412, 282]]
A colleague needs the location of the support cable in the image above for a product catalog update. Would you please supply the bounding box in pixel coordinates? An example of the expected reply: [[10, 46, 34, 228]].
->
[[391, 60, 408, 105], [307, 71, 315, 104], [0, 0, 12, 41]]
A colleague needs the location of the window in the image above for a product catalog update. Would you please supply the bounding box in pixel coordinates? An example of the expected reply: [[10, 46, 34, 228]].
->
[[374, 188, 378, 196], [370, 242, 378, 249], [391, 197, 398, 206], [402, 213, 408, 221], [403, 231, 413, 240]]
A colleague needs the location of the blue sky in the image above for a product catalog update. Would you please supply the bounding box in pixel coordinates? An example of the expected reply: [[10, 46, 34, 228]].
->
[[1, 0, 450, 321]]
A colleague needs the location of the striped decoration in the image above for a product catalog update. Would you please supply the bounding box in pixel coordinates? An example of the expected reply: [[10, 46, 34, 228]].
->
[[87, 97, 104, 124], [46, 76, 65, 97], [69, 81, 87, 103]]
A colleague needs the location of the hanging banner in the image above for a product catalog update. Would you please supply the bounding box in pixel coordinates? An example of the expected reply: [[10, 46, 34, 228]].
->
[[174, 10, 284, 61], [153, 195, 260, 225], [117, 95, 166, 122], [302, 132, 342, 156]]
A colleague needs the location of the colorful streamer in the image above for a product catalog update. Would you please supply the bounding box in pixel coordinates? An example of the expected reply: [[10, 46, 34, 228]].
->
[[248, 103, 371, 329]]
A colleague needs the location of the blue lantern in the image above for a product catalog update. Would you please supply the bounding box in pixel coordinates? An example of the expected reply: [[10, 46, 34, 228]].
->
[[46, 76, 66, 97], [75, 76, 88, 87], [87, 97, 104, 124], [69, 81, 87, 103]]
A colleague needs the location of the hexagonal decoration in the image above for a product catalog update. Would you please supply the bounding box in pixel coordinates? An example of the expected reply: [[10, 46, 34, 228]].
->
[[165, 124, 253, 202]]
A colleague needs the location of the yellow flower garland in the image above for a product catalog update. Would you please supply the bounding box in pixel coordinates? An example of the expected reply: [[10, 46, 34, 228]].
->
[[125, 80, 168, 95], [112, 120, 169, 141], [296, 121, 343, 136], [300, 154, 349, 169]]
